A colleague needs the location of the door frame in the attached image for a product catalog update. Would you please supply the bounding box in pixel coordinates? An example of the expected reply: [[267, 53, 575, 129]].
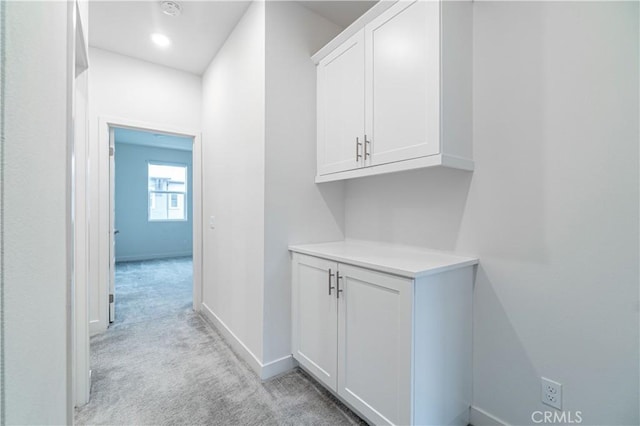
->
[[97, 115, 203, 331]]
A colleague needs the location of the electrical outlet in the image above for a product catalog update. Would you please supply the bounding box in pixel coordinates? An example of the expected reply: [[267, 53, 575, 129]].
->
[[541, 377, 562, 410]]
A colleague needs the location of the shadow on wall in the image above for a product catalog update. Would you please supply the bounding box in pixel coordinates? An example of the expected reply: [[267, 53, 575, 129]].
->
[[316, 181, 345, 236], [344, 167, 473, 251], [472, 264, 539, 423]]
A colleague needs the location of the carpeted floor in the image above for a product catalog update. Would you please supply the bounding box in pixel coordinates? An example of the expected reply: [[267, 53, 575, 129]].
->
[[111, 257, 194, 327], [75, 257, 365, 426]]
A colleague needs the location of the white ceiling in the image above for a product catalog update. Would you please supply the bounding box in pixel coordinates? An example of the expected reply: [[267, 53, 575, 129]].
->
[[114, 127, 193, 151], [89, 1, 376, 76], [298, 1, 376, 28], [89, 1, 251, 75]]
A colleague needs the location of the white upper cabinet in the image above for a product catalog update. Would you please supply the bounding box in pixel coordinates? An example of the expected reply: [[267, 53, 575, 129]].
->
[[313, 0, 473, 183], [365, 1, 440, 167], [317, 31, 366, 175]]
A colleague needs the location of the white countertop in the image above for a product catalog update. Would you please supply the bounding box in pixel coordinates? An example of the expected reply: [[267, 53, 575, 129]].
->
[[289, 240, 478, 279]]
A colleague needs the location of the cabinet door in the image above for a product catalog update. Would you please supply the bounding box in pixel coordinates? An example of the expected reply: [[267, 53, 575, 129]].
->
[[317, 30, 365, 176], [337, 264, 413, 426], [365, 0, 440, 167], [292, 254, 339, 391]]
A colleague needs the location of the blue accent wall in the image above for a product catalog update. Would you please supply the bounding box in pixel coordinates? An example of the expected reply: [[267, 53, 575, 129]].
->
[[114, 142, 193, 262]]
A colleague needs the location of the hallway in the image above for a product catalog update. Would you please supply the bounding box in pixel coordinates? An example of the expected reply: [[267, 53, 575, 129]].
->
[[75, 258, 364, 425]]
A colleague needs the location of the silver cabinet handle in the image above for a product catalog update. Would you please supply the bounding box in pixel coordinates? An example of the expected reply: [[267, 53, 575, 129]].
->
[[364, 134, 371, 159], [355, 137, 362, 162], [328, 268, 335, 296], [336, 273, 344, 298]]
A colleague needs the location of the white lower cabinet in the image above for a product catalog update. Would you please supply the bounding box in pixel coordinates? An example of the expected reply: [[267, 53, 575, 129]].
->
[[336, 264, 413, 425], [291, 242, 477, 426], [291, 255, 338, 390]]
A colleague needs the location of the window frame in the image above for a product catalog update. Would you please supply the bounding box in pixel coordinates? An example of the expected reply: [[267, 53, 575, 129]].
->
[[147, 161, 188, 222]]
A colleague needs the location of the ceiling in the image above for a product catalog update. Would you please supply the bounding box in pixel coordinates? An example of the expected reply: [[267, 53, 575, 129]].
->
[[114, 127, 193, 151], [89, 1, 251, 75], [89, 1, 376, 76], [299, 1, 376, 28]]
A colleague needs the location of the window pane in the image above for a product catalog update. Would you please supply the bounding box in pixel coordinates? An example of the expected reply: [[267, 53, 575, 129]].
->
[[148, 163, 187, 221], [148, 164, 186, 192], [149, 192, 168, 220], [167, 194, 184, 219]]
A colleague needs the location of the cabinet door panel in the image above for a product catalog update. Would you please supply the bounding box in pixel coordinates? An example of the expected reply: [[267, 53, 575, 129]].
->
[[337, 265, 412, 426], [365, 0, 440, 167], [317, 30, 365, 175], [292, 255, 338, 390]]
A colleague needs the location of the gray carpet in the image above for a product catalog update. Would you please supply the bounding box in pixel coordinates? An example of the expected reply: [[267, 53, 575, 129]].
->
[[75, 257, 365, 426], [112, 257, 193, 327]]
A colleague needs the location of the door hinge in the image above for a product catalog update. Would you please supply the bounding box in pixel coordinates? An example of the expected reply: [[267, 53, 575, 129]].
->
[[109, 294, 114, 303], [109, 146, 115, 156]]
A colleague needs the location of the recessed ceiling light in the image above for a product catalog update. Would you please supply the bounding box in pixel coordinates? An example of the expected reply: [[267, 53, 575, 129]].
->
[[160, 1, 182, 17], [151, 33, 171, 48]]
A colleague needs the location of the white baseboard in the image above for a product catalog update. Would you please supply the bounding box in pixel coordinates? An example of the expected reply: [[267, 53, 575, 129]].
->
[[89, 319, 105, 336], [200, 302, 294, 380], [200, 302, 262, 375], [470, 406, 509, 426], [115, 252, 193, 263], [261, 354, 296, 380]]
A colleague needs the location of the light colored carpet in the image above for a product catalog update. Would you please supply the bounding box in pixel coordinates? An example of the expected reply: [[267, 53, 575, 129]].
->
[[111, 257, 193, 327], [75, 257, 365, 426]]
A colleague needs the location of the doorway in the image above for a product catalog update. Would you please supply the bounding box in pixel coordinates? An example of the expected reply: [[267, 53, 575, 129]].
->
[[111, 127, 194, 325], [95, 116, 203, 333], [71, 117, 203, 404]]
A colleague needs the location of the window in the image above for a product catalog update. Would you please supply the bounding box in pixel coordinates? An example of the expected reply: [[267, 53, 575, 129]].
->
[[148, 163, 187, 221]]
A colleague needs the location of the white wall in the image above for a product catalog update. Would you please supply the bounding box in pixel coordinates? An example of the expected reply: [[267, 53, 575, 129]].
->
[[73, 63, 91, 408], [88, 48, 202, 128], [88, 48, 202, 334], [3, 1, 73, 423], [200, 1, 266, 364], [263, 1, 344, 363], [200, 1, 344, 373], [344, 2, 639, 425]]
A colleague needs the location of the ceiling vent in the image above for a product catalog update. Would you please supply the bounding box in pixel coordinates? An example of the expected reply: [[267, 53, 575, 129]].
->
[[160, 1, 182, 17]]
